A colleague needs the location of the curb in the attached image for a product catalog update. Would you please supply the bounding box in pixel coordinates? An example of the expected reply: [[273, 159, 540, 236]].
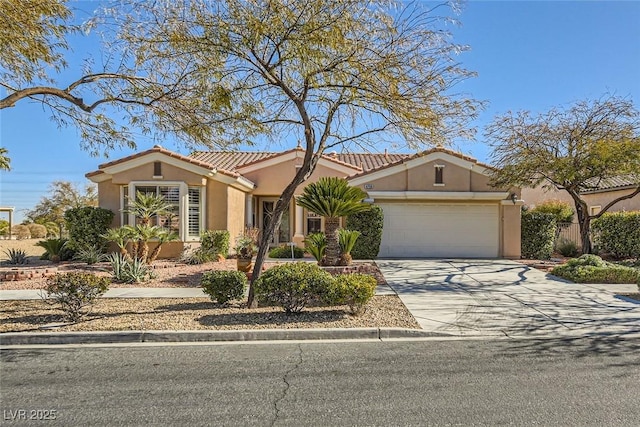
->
[[0, 328, 449, 346]]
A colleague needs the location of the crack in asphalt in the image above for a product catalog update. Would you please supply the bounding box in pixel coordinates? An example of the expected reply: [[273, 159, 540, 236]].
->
[[270, 343, 303, 427]]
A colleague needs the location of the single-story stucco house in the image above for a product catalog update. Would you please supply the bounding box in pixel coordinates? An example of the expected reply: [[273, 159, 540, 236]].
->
[[86, 145, 522, 259], [522, 176, 640, 216]]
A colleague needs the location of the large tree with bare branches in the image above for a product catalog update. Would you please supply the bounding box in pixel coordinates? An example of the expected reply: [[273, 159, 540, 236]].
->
[[111, 0, 480, 306], [0, 0, 230, 158], [487, 95, 640, 254], [2, 0, 479, 306]]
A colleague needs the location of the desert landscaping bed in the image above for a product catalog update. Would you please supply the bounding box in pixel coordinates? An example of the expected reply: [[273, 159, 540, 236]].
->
[[0, 296, 419, 333]]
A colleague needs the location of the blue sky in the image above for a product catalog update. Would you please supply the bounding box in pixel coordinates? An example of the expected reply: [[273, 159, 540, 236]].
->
[[1, 0, 639, 223]]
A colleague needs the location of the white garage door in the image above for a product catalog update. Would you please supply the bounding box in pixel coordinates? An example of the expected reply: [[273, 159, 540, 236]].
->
[[377, 203, 499, 258]]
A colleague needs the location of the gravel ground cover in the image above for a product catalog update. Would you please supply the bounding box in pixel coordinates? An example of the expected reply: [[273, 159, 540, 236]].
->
[[1, 239, 418, 333], [0, 296, 419, 333]]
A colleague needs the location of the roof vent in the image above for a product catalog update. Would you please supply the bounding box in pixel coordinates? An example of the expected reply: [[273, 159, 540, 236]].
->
[[153, 144, 162, 149]]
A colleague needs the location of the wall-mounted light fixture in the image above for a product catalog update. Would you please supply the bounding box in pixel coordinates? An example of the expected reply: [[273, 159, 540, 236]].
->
[[510, 193, 518, 204]]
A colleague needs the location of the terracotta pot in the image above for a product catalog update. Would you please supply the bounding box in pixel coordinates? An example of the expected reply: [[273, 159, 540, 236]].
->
[[236, 258, 253, 273]]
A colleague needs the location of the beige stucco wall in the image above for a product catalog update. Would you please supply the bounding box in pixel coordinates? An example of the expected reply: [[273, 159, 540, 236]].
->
[[110, 162, 204, 186], [244, 161, 351, 196], [206, 179, 230, 231], [522, 185, 640, 214], [354, 161, 496, 193], [98, 181, 122, 227], [501, 204, 522, 259], [226, 186, 247, 243]]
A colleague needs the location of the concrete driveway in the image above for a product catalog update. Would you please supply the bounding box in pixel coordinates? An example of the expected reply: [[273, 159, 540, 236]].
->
[[377, 259, 640, 338]]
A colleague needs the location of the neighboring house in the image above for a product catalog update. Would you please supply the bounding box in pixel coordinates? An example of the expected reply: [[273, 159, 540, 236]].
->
[[522, 176, 640, 217], [86, 145, 522, 259]]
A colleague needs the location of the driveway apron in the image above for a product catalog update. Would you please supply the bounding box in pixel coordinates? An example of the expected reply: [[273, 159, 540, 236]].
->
[[377, 259, 640, 338]]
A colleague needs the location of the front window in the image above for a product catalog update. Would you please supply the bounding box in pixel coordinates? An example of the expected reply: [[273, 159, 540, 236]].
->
[[121, 183, 204, 241], [307, 212, 322, 234], [434, 165, 444, 185]]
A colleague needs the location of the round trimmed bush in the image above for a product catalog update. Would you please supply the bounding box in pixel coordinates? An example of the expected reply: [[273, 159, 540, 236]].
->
[[268, 245, 304, 259], [27, 223, 47, 238], [329, 273, 377, 315], [201, 270, 247, 304], [11, 224, 30, 239], [254, 262, 334, 313]]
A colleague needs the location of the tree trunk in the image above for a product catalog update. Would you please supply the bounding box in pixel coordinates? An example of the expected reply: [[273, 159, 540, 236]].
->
[[324, 217, 341, 266], [569, 191, 592, 254], [247, 154, 322, 308]]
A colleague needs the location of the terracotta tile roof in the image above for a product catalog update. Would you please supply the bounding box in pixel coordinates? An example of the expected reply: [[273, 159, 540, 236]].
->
[[87, 145, 491, 181], [86, 145, 240, 179], [190, 149, 411, 174], [348, 146, 495, 180], [582, 175, 639, 193], [190, 151, 276, 171]]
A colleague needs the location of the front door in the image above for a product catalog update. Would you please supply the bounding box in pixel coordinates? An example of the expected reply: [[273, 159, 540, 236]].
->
[[261, 199, 291, 246]]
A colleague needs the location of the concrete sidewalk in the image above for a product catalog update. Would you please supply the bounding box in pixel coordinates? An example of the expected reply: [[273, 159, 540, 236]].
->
[[377, 259, 640, 339]]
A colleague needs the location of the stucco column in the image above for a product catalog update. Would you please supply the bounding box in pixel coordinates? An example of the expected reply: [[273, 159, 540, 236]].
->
[[501, 200, 523, 259], [245, 194, 254, 228], [293, 203, 305, 247]]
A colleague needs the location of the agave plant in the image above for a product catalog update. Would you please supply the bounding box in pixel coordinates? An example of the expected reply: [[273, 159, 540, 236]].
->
[[3, 248, 29, 265]]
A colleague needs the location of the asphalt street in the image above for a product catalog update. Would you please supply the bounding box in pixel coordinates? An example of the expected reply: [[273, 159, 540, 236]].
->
[[1, 338, 639, 426]]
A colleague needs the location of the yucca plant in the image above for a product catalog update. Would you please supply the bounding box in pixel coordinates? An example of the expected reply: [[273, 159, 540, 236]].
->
[[297, 177, 368, 266], [36, 238, 68, 263], [304, 232, 327, 265], [338, 229, 361, 265], [3, 248, 29, 265]]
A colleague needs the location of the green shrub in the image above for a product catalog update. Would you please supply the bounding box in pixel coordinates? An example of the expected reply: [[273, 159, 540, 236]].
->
[[108, 253, 155, 284], [0, 219, 9, 236], [36, 238, 67, 263], [44, 272, 109, 322], [3, 248, 28, 265], [556, 238, 579, 257], [592, 211, 640, 259], [521, 211, 556, 259], [531, 200, 574, 223], [65, 207, 114, 251], [329, 273, 377, 315], [254, 262, 335, 313], [11, 224, 30, 239], [27, 223, 47, 238], [200, 230, 230, 259], [304, 233, 326, 264], [552, 254, 640, 285], [268, 245, 304, 259], [201, 270, 248, 304], [346, 205, 383, 259]]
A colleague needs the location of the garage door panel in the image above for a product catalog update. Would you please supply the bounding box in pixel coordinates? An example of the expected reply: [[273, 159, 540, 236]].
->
[[378, 203, 499, 258]]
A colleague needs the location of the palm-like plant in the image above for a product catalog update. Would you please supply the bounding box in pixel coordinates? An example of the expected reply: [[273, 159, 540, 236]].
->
[[124, 191, 174, 226], [296, 177, 369, 266], [338, 229, 361, 265]]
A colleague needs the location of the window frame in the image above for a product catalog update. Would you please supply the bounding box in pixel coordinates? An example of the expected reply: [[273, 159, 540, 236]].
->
[[434, 164, 445, 186], [121, 181, 205, 242]]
